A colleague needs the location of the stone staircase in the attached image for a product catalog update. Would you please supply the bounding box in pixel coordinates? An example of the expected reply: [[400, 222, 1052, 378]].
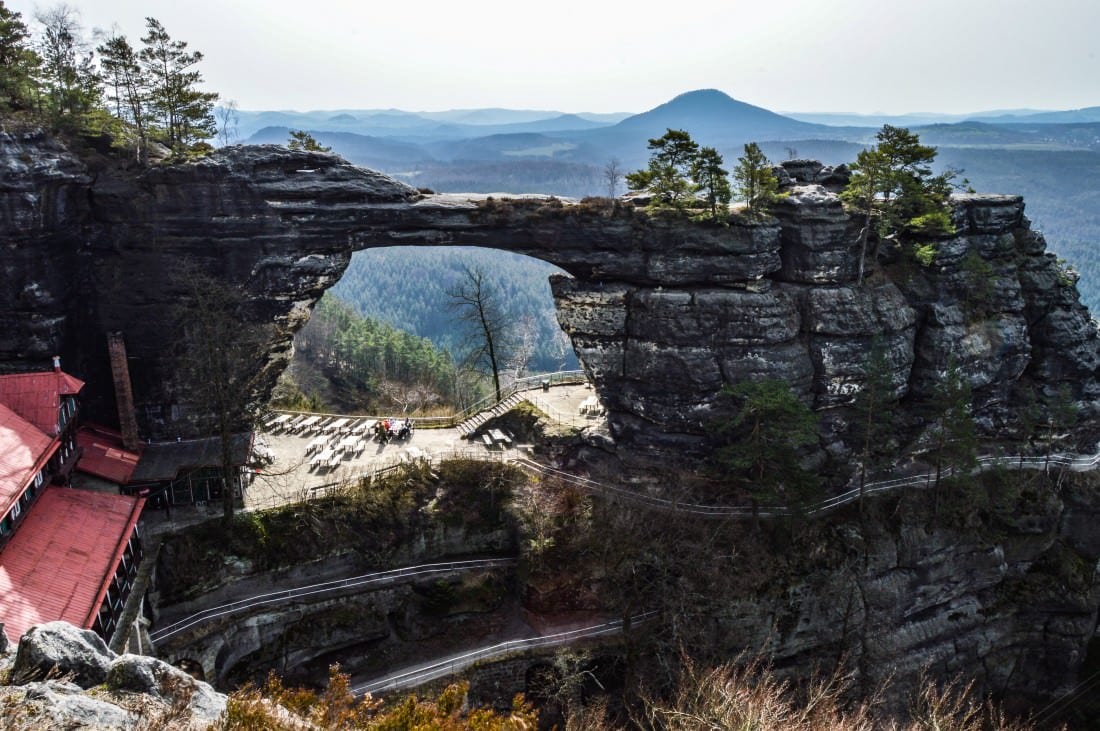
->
[[457, 393, 525, 437]]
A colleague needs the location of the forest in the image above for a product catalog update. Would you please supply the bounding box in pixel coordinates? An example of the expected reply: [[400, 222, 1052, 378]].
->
[[272, 294, 463, 415], [329, 246, 578, 375]]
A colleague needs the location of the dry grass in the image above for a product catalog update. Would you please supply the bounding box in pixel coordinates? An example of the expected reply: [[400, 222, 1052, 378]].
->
[[563, 659, 1054, 731]]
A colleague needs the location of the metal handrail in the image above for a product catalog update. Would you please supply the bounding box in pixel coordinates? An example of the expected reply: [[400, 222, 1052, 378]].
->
[[352, 611, 657, 696], [266, 370, 588, 430], [509, 444, 1100, 520], [150, 558, 516, 645]]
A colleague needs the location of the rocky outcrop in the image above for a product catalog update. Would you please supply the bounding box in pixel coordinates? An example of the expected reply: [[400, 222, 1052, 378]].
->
[[1, 133, 1098, 470], [2, 680, 139, 730], [3, 620, 228, 729], [106, 653, 227, 723], [11, 622, 116, 688]]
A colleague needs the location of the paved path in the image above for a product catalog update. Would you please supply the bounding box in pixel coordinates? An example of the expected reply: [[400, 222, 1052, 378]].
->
[[350, 613, 654, 697], [151, 558, 518, 647]]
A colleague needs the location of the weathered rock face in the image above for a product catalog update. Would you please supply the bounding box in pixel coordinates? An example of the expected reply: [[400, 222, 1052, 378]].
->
[[1, 133, 1098, 469], [11, 622, 116, 688], [3, 620, 228, 729]]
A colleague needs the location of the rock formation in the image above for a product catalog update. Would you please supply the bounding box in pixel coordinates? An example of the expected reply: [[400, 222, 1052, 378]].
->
[[1, 131, 1097, 473], [2, 621, 227, 729]]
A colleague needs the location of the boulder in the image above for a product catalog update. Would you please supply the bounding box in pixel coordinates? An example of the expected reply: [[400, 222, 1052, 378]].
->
[[11, 680, 137, 730], [107, 653, 227, 724], [11, 622, 117, 688]]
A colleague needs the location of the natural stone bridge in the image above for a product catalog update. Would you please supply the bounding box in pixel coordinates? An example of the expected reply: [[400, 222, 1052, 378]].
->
[[3, 135, 1098, 464]]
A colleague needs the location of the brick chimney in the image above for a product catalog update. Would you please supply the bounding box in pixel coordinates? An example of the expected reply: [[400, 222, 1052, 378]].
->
[[107, 333, 142, 452]]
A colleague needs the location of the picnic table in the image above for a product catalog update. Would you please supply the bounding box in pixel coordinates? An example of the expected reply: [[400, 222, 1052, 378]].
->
[[350, 419, 370, 435], [325, 417, 350, 433], [311, 447, 336, 469], [298, 415, 321, 432], [402, 446, 424, 462], [579, 396, 602, 416], [338, 435, 361, 456], [264, 414, 290, 430], [488, 429, 512, 447], [305, 436, 328, 455]]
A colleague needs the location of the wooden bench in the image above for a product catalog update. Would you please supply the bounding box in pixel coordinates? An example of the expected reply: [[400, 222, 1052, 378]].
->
[[481, 433, 494, 449]]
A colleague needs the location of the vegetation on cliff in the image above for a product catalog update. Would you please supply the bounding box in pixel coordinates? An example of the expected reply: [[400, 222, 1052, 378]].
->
[[210, 662, 1044, 730], [624, 128, 781, 220], [0, 2, 218, 156], [157, 459, 524, 604]]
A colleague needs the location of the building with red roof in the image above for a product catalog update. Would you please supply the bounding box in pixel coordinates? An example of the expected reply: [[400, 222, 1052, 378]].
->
[[76, 423, 142, 486], [0, 366, 84, 437], [0, 403, 57, 540], [0, 360, 148, 645], [0, 361, 84, 550], [0, 487, 144, 642]]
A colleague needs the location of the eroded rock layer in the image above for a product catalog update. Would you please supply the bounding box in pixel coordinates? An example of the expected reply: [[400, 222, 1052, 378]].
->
[[2, 133, 1098, 467]]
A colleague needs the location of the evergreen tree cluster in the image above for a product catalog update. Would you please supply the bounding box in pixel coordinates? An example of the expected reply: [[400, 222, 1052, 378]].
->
[[284, 293, 461, 414], [625, 128, 781, 220], [0, 3, 217, 155], [840, 125, 958, 282]]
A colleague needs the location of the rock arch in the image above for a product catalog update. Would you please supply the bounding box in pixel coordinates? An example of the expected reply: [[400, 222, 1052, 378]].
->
[[3, 138, 1097, 463]]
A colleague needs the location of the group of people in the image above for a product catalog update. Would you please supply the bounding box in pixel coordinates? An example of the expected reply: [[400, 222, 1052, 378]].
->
[[373, 417, 413, 443]]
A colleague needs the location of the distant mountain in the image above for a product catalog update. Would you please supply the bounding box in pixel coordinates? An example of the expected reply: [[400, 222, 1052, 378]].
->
[[576, 111, 635, 124], [502, 113, 609, 133], [784, 109, 1046, 127], [577, 89, 848, 163], [970, 106, 1100, 124], [416, 108, 568, 125], [426, 132, 603, 163]]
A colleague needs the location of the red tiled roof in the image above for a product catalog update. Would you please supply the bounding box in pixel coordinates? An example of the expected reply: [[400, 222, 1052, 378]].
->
[[0, 403, 58, 519], [0, 370, 84, 437], [76, 425, 142, 485], [0, 487, 144, 643]]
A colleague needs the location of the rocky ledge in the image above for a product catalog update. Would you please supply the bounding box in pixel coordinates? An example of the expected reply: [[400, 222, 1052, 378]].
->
[[1, 134, 1097, 475], [0, 622, 226, 729]]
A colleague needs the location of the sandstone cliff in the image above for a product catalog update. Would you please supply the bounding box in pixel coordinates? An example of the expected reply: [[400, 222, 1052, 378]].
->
[[1, 132, 1097, 475]]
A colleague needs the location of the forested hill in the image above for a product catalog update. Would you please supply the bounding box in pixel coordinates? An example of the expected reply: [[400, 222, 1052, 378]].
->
[[274, 294, 460, 414], [329, 247, 579, 373]]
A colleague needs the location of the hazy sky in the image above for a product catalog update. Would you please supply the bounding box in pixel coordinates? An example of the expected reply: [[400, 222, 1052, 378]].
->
[[8, 0, 1099, 114]]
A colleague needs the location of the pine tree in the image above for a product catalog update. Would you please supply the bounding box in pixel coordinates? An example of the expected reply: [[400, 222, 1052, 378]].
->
[[875, 125, 955, 237], [924, 359, 977, 513], [287, 129, 331, 152], [839, 147, 890, 285], [840, 126, 957, 276], [0, 3, 40, 111], [625, 128, 699, 208], [96, 31, 148, 159], [140, 17, 217, 149], [851, 338, 896, 515], [33, 5, 101, 124], [691, 145, 731, 219], [733, 142, 781, 218], [716, 379, 820, 517]]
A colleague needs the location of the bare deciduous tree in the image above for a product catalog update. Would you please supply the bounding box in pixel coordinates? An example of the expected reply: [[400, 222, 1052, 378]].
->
[[448, 264, 513, 402], [603, 157, 623, 198], [175, 264, 274, 525], [217, 98, 239, 146]]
